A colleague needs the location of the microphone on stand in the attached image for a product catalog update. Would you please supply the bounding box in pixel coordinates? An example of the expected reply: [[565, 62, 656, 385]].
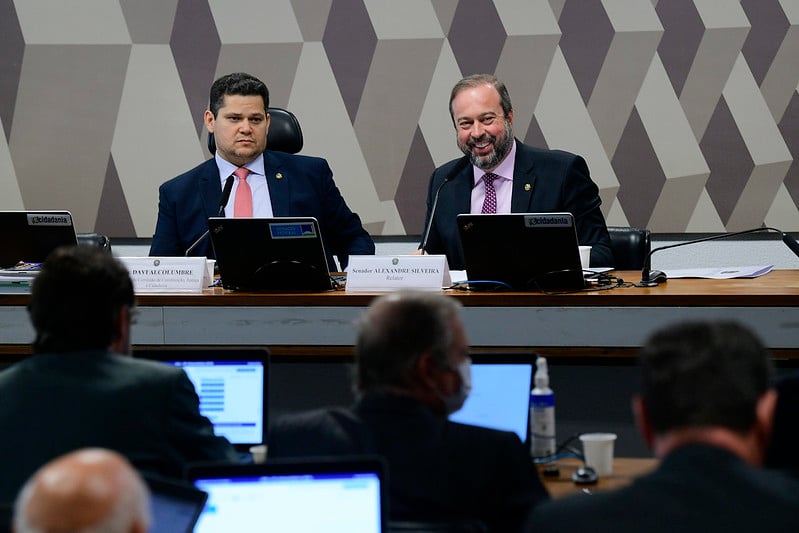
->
[[185, 175, 235, 256], [420, 158, 468, 253], [638, 226, 799, 287]]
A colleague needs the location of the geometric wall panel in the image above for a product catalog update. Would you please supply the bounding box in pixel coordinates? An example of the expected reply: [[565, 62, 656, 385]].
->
[[0, 0, 796, 239]]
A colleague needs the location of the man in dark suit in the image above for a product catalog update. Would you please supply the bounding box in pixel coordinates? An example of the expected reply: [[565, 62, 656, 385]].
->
[[269, 291, 549, 531], [150, 72, 374, 270], [525, 321, 799, 533], [0, 246, 239, 502], [420, 74, 612, 270]]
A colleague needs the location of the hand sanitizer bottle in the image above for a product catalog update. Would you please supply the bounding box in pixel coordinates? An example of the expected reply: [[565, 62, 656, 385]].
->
[[530, 356, 556, 458]]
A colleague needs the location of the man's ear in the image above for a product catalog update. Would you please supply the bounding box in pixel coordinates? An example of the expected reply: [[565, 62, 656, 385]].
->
[[632, 395, 654, 449], [414, 352, 439, 392], [755, 388, 778, 454], [204, 110, 215, 133], [109, 305, 131, 354]]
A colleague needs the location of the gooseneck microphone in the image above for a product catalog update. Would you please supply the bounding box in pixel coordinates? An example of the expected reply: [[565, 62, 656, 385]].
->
[[638, 226, 799, 287], [184, 175, 235, 256], [420, 158, 469, 253]]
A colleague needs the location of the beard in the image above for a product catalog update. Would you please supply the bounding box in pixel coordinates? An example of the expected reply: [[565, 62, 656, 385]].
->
[[458, 119, 514, 170]]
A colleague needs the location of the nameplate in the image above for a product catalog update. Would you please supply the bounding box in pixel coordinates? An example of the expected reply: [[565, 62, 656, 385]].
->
[[346, 255, 451, 292], [118, 257, 210, 293]]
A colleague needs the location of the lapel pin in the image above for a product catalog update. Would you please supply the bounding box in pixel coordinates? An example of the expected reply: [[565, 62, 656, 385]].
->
[[275, 172, 283, 180], [524, 183, 531, 191]]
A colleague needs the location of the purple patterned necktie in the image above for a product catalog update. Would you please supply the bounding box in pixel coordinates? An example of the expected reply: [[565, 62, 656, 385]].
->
[[481, 173, 498, 214]]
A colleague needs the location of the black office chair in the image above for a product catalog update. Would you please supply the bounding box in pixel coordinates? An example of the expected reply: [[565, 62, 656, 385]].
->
[[76, 233, 112, 253], [0, 501, 11, 533], [607, 226, 651, 270], [765, 373, 799, 475], [207, 107, 304, 155]]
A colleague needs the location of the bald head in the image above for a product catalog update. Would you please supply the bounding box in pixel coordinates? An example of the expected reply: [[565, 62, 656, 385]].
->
[[13, 448, 151, 533]]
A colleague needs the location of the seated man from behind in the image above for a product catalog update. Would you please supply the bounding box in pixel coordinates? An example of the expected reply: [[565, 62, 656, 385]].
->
[[526, 321, 799, 533], [0, 246, 239, 502], [269, 291, 549, 531], [13, 448, 150, 533]]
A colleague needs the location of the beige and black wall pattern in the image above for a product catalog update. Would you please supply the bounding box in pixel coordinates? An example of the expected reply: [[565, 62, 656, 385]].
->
[[0, 0, 797, 239]]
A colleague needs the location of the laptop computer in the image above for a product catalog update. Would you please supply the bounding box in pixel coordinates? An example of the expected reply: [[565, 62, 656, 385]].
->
[[144, 474, 208, 533], [187, 456, 387, 533], [208, 217, 333, 292], [133, 348, 268, 452], [450, 352, 535, 446], [0, 210, 78, 268], [457, 212, 585, 291]]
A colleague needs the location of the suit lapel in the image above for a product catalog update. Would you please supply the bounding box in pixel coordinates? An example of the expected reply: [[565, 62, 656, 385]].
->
[[510, 141, 537, 213], [199, 159, 223, 217], [264, 151, 290, 216], [448, 160, 473, 216]]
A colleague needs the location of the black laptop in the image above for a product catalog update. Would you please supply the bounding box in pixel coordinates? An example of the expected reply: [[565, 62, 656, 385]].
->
[[0, 211, 78, 268], [208, 217, 333, 291], [187, 456, 387, 533], [134, 348, 268, 453], [457, 212, 585, 291], [144, 474, 208, 533], [450, 352, 536, 446]]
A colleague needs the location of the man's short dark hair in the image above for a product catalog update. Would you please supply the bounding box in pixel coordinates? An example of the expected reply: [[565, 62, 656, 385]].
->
[[639, 320, 773, 435], [355, 292, 462, 392], [28, 246, 135, 353], [209, 72, 270, 117], [449, 74, 513, 124]]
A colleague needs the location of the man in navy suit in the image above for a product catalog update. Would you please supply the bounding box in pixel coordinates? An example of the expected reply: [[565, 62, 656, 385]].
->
[[150, 72, 374, 270], [420, 74, 613, 270]]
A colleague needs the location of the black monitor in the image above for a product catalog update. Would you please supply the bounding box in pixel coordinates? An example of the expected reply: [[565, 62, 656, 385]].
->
[[458, 212, 585, 291], [208, 217, 333, 291]]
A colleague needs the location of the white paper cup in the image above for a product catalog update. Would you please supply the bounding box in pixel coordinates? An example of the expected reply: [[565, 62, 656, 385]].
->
[[579, 432, 616, 476], [204, 259, 216, 287], [578, 246, 591, 270], [249, 444, 268, 464]]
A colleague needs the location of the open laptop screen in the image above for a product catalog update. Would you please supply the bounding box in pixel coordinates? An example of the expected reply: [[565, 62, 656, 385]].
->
[[450, 353, 535, 445], [187, 458, 385, 533], [134, 348, 268, 451]]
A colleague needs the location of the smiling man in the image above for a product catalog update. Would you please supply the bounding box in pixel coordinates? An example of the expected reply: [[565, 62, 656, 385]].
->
[[150, 72, 374, 270], [419, 74, 613, 270]]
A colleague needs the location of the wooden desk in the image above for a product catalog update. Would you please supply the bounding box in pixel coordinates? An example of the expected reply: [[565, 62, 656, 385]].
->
[[3, 271, 799, 358], [540, 457, 658, 498]]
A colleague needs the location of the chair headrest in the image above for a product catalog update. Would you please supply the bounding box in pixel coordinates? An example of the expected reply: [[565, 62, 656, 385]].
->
[[207, 107, 304, 155]]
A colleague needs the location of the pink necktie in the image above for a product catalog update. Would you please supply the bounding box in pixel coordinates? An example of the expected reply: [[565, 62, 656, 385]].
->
[[233, 167, 252, 218], [481, 173, 498, 214]]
